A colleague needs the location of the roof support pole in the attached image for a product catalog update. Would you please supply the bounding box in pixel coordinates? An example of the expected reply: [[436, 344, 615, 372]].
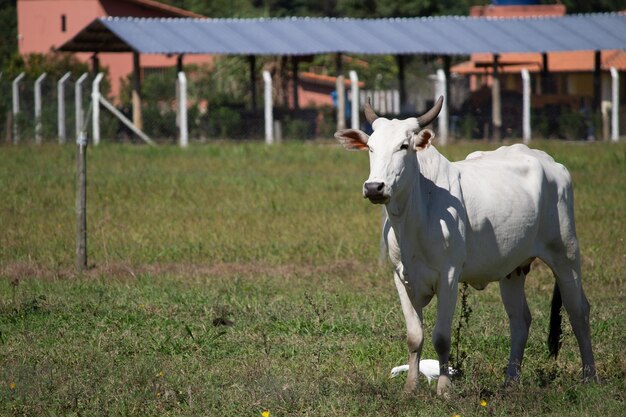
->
[[521, 68, 531, 144], [249, 55, 257, 110], [91, 53, 100, 75], [492, 53, 501, 141], [176, 54, 184, 73], [292, 56, 299, 110], [610, 67, 619, 142], [335, 53, 345, 131], [541, 52, 549, 94], [593, 50, 601, 115], [395, 55, 406, 112], [132, 51, 143, 131]]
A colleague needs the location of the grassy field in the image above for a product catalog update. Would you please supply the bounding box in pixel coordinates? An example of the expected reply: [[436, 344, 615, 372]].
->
[[0, 140, 624, 416]]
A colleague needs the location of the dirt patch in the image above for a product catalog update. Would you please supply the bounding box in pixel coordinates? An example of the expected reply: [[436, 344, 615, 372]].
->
[[0, 259, 374, 282]]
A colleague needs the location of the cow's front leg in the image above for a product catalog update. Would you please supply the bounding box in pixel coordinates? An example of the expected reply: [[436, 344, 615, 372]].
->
[[433, 269, 459, 397], [394, 271, 424, 393]]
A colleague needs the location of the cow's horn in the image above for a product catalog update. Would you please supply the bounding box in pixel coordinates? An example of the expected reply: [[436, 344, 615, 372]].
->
[[364, 98, 379, 125], [417, 96, 444, 127]]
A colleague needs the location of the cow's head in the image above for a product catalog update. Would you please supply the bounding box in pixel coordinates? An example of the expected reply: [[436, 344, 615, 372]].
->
[[335, 96, 443, 204]]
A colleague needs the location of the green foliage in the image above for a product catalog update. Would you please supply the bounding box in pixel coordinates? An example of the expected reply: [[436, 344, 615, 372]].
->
[[459, 114, 478, 139], [0, 0, 17, 70], [558, 109, 585, 140]]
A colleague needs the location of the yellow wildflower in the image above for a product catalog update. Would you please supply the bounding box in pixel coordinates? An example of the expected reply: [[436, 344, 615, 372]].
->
[[261, 411, 270, 417], [9, 382, 16, 390], [480, 399, 487, 407], [156, 371, 164, 378]]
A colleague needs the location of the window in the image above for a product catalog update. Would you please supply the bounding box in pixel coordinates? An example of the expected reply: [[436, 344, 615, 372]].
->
[[61, 15, 66, 32]]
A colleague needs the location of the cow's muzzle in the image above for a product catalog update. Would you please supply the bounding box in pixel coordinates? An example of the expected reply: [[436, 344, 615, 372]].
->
[[363, 181, 388, 204]]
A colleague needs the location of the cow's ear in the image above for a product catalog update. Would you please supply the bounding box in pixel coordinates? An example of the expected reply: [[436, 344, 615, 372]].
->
[[413, 128, 435, 151], [334, 129, 369, 151]]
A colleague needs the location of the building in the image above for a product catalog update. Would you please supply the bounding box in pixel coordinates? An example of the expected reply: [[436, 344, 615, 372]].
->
[[451, 2, 625, 138], [17, 0, 213, 97]]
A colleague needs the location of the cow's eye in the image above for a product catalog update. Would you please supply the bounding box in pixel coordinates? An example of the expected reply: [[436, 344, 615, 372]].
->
[[400, 143, 409, 150]]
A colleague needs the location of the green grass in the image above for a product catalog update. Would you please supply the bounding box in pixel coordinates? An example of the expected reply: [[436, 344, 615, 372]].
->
[[0, 140, 624, 416]]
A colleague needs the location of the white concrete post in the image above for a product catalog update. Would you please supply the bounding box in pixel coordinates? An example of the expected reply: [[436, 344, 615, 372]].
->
[[435, 69, 448, 145], [521, 69, 531, 144], [336, 75, 346, 130], [57, 72, 71, 144], [263, 70, 273, 144], [610, 67, 619, 142], [92, 72, 104, 145], [349, 70, 359, 129], [12, 72, 25, 144], [35, 72, 47, 144], [177, 71, 188, 148], [75, 73, 88, 139]]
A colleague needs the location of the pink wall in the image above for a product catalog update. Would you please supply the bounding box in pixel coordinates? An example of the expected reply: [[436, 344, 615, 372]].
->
[[17, 0, 212, 98], [18, 0, 103, 54]]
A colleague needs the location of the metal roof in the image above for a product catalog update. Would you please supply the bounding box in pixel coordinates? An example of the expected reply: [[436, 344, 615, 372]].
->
[[59, 13, 626, 56]]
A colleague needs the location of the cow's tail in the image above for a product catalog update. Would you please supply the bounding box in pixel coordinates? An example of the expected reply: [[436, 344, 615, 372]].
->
[[548, 282, 563, 359]]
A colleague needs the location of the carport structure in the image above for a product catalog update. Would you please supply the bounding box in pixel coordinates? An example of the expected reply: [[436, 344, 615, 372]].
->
[[59, 13, 626, 141]]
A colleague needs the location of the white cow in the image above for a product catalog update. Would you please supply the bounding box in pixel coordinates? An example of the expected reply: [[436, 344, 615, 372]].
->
[[335, 97, 597, 395]]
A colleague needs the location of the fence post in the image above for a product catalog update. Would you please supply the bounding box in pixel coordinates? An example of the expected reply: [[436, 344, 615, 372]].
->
[[58, 72, 71, 144], [349, 70, 359, 129], [92, 72, 104, 145], [34, 72, 47, 144], [336, 75, 346, 130], [263, 70, 273, 144], [610, 67, 619, 142], [435, 69, 448, 145], [75, 73, 88, 138], [521, 69, 531, 144], [76, 131, 87, 272], [12, 72, 25, 144], [177, 71, 188, 147]]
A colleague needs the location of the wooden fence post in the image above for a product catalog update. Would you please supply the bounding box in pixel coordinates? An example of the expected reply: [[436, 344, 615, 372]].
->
[[76, 131, 87, 271]]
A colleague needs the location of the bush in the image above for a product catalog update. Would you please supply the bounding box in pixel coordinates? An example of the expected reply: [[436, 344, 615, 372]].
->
[[459, 115, 478, 139], [558, 110, 585, 140]]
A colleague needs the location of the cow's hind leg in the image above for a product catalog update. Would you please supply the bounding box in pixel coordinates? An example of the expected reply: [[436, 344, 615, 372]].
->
[[542, 252, 597, 381], [394, 271, 425, 393], [500, 267, 532, 384]]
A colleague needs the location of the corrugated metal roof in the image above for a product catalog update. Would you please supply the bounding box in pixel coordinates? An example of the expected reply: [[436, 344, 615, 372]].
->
[[59, 13, 626, 56]]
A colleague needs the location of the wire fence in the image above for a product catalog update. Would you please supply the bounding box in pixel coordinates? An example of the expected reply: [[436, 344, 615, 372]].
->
[[1, 68, 621, 145]]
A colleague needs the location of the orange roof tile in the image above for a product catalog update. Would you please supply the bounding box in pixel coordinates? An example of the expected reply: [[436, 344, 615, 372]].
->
[[452, 50, 626, 74], [469, 4, 566, 18], [299, 71, 365, 88], [124, 0, 204, 18]]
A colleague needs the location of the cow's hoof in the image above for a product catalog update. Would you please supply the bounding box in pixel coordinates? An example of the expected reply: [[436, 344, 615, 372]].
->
[[436, 375, 451, 398], [403, 380, 417, 394]]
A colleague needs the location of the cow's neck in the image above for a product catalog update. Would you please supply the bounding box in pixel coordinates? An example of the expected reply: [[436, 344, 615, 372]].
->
[[385, 146, 449, 248]]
